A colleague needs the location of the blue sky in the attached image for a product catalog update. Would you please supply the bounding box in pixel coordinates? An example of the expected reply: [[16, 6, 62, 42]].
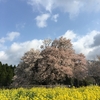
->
[[0, 0, 100, 65]]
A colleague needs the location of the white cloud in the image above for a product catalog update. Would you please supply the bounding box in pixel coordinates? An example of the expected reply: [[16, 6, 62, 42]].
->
[[52, 14, 59, 22], [0, 51, 8, 61], [0, 32, 20, 44], [0, 39, 43, 65], [1, 30, 100, 65], [0, 37, 5, 43], [82, 0, 100, 12], [27, 0, 100, 18], [7, 32, 20, 41], [35, 13, 50, 28], [27, 0, 54, 12], [62, 30, 77, 41], [87, 46, 100, 60], [54, 0, 82, 18], [63, 30, 100, 60]]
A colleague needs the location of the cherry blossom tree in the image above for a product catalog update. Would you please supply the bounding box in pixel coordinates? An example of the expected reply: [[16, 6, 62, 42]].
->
[[12, 37, 87, 87], [32, 37, 87, 85], [11, 49, 41, 87]]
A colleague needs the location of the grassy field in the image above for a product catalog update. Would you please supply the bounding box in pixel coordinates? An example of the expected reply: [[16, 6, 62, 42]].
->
[[0, 86, 100, 100]]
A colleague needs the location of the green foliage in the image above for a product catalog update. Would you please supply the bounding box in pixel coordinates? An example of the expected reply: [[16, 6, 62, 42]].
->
[[0, 61, 16, 87]]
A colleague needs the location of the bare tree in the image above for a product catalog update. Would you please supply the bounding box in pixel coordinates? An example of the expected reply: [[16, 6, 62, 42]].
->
[[97, 55, 100, 61], [87, 55, 100, 85], [52, 37, 73, 50], [40, 38, 52, 49]]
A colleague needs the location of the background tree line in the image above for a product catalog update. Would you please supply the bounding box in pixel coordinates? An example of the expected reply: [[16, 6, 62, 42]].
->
[[0, 62, 16, 87]]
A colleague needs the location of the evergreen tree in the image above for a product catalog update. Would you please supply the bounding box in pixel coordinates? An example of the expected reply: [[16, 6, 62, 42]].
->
[[0, 61, 16, 87]]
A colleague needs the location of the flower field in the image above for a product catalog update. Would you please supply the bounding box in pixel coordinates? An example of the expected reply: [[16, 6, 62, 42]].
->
[[0, 86, 100, 100]]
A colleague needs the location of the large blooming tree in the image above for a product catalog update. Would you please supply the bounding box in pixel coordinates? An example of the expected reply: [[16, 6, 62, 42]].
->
[[12, 37, 87, 87]]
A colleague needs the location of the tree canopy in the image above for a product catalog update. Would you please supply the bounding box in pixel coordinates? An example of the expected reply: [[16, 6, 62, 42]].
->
[[0, 62, 16, 87], [12, 37, 88, 87]]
